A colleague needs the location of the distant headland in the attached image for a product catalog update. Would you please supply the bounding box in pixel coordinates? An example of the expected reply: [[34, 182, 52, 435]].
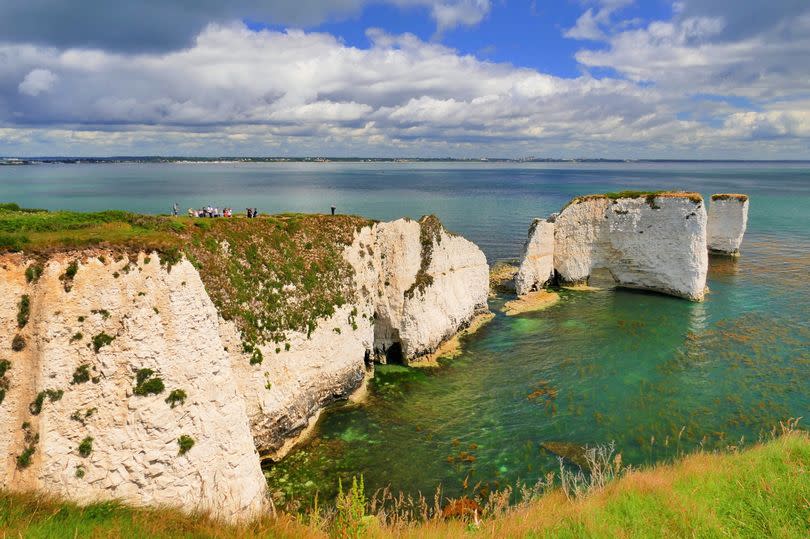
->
[[3, 157, 810, 165]]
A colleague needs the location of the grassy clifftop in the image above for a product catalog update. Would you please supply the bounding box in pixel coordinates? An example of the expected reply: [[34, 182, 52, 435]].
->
[[0, 431, 806, 537], [0, 202, 373, 361], [563, 191, 703, 211]]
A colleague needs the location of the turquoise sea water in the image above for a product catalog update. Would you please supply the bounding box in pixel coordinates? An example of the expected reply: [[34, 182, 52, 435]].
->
[[2, 161, 809, 505]]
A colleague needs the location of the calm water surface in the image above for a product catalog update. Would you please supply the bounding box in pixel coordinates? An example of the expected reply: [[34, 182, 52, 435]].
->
[[2, 161, 809, 504]]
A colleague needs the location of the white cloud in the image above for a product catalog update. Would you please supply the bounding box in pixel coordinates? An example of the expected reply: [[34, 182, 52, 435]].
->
[[565, 0, 633, 40], [18, 68, 58, 96], [0, 13, 809, 158], [425, 0, 491, 33], [722, 109, 810, 139]]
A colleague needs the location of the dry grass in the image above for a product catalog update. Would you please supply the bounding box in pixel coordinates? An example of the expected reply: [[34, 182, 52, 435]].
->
[[711, 193, 749, 202], [566, 191, 703, 210], [2, 428, 807, 538]]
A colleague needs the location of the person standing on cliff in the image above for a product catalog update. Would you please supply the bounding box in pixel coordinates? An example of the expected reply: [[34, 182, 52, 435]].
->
[[331, 205, 336, 215], [172, 202, 179, 216]]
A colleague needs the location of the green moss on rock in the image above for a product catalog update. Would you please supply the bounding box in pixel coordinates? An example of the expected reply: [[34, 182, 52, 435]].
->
[[711, 193, 749, 202], [404, 215, 446, 300], [564, 191, 703, 211]]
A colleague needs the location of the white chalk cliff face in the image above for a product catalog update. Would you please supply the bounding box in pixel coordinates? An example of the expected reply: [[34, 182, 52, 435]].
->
[[0, 254, 267, 522], [363, 218, 489, 362], [0, 216, 489, 518], [514, 218, 555, 296], [517, 194, 709, 301], [236, 217, 490, 460], [707, 195, 749, 255]]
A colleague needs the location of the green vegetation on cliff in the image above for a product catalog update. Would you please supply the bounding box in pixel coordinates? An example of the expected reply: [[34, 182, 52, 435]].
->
[[563, 191, 703, 211], [0, 431, 806, 538], [0, 202, 373, 359]]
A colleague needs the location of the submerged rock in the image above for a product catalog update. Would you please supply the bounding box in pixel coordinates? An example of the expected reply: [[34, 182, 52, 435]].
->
[[541, 441, 591, 471], [707, 194, 749, 256]]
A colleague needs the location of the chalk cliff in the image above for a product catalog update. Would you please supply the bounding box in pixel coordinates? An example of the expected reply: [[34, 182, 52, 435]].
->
[[236, 216, 489, 460], [514, 218, 555, 296], [516, 193, 709, 301], [0, 254, 267, 522], [707, 194, 749, 256], [0, 214, 489, 517]]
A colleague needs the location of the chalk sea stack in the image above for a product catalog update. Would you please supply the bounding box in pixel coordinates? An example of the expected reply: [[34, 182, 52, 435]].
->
[[707, 194, 749, 256], [516, 192, 710, 301]]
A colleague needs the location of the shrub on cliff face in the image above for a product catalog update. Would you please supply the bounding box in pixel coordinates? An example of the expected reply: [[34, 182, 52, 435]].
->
[[159, 247, 182, 271], [17, 295, 30, 328], [60, 260, 79, 291], [16, 424, 38, 470], [71, 364, 91, 385], [11, 334, 25, 352], [165, 389, 187, 408], [404, 215, 443, 300], [78, 437, 94, 458], [0, 359, 11, 405], [25, 263, 43, 283], [91, 332, 114, 353], [133, 368, 164, 396], [28, 388, 63, 415], [177, 435, 195, 455]]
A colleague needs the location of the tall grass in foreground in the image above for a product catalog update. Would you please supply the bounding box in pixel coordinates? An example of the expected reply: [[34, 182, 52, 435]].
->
[[0, 420, 807, 538]]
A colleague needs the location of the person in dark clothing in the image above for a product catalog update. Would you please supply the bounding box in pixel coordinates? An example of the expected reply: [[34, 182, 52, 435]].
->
[[331, 205, 336, 215], [246, 208, 252, 218]]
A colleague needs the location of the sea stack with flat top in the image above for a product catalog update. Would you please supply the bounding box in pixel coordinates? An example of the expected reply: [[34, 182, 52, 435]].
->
[[516, 192, 709, 301], [707, 194, 749, 256], [514, 217, 555, 295]]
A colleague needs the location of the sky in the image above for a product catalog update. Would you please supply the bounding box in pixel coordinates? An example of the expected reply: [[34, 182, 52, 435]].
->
[[0, 0, 809, 158]]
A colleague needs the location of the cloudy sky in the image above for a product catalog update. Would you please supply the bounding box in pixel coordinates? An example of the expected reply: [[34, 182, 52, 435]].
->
[[1, 0, 809, 158]]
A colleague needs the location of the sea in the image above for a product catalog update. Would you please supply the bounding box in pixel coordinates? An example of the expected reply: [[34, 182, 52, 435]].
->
[[2, 161, 809, 504]]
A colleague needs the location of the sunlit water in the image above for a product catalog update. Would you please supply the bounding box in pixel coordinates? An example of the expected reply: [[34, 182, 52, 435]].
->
[[2, 161, 809, 505]]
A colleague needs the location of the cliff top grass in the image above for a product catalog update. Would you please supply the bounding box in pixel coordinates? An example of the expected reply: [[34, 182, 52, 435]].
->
[[564, 191, 703, 210], [0, 430, 806, 538], [712, 193, 750, 202], [0, 203, 185, 253], [0, 202, 373, 357]]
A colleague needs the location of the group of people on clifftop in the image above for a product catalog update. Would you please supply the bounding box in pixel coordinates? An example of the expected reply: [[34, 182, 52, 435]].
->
[[172, 202, 338, 218], [172, 202, 258, 218]]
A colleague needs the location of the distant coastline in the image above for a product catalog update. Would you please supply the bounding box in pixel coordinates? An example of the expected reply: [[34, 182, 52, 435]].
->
[[3, 156, 810, 166]]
